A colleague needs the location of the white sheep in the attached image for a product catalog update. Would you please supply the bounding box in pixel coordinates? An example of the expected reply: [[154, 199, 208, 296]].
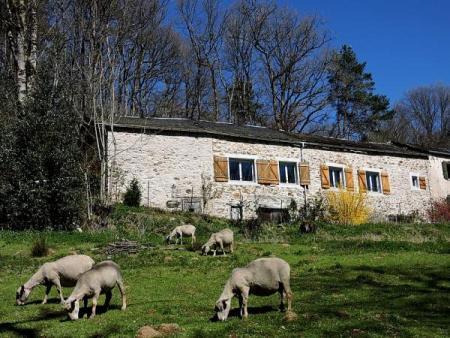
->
[[16, 254, 95, 305], [166, 224, 196, 245], [214, 257, 293, 321], [64, 260, 126, 320], [202, 228, 234, 256]]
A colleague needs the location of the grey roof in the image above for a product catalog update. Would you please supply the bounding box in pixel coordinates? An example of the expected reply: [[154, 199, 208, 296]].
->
[[107, 117, 430, 158]]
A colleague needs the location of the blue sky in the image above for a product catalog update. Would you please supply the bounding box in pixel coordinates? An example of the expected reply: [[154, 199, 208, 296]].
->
[[282, 0, 450, 103]]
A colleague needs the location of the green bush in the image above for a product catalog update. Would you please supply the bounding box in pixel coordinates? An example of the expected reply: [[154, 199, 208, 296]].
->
[[123, 178, 142, 207]]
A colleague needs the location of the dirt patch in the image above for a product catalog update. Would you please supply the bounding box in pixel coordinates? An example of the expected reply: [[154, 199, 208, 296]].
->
[[283, 310, 298, 322], [136, 326, 162, 338], [136, 323, 182, 337]]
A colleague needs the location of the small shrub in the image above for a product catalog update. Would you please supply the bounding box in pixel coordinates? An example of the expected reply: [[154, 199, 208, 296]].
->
[[298, 195, 326, 233], [428, 199, 450, 223], [326, 189, 370, 225], [31, 237, 49, 257], [123, 178, 142, 207]]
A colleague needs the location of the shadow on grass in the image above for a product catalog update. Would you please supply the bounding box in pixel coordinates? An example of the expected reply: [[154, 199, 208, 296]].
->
[[296, 263, 450, 336], [209, 305, 277, 322]]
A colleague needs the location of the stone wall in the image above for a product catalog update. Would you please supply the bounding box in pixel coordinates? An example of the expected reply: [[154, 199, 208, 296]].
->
[[108, 131, 432, 221], [107, 131, 213, 211], [428, 156, 450, 201], [209, 139, 431, 220]]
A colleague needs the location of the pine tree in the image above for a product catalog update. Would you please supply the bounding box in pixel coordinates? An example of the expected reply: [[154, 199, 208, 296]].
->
[[228, 78, 261, 125], [328, 45, 394, 140]]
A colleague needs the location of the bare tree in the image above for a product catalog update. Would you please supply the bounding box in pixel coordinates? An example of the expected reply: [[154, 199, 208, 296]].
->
[[177, 0, 226, 120], [239, 1, 330, 132], [394, 84, 450, 148], [2, 0, 38, 102]]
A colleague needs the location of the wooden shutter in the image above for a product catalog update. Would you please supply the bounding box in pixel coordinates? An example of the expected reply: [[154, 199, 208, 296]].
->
[[213, 156, 228, 182], [320, 164, 330, 189], [381, 171, 390, 194], [344, 167, 354, 192], [299, 162, 310, 185], [419, 176, 427, 190], [358, 170, 367, 192], [257, 160, 279, 185]]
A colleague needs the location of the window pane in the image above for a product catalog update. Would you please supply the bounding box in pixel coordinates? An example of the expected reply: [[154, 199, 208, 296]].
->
[[229, 159, 240, 181], [286, 163, 297, 184], [412, 176, 419, 188], [366, 171, 380, 192], [279, 163, 287, 183], [241, 160, 254, 181], [329, 167, 343, 188]]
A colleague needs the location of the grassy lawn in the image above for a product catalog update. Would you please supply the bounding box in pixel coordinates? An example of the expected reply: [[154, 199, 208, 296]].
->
[[0, 206, 449, 337]]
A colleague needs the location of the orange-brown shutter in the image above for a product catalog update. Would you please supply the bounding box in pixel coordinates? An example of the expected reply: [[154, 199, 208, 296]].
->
[[320, 164, 330, 189], [358, 170, 367, 192], [299, 162, 310, 185], [345, 167, 354, 192], [419, 176, 427, 190], [257, 160, 279, 185], [213, 156, 228, 182], [381, 171, 390, 194]]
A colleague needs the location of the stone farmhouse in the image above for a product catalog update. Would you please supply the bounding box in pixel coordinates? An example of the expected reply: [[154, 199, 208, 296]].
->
[[106, 117, 450, 222]]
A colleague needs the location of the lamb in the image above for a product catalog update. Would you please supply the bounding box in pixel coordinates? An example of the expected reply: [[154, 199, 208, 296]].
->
[[214, 257, 293, 321], [166, 224, 196, 245], [64, 260, 126, 320], [202, 228, 234, 256], [16, 254, 95, 305]]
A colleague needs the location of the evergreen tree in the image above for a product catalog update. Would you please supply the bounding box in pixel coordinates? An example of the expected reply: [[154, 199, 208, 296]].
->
[[328, 45, 394, 140], [0, 58, 84, 230], [228, 78, 261, 125]]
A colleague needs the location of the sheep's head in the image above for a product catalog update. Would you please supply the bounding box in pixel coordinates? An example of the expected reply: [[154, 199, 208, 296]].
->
[[214, 298, 231, 321], [64, 298, 80, 320], [165, 235, 171, 244], [16, 285, 30, 305], [202, 244, 210, 255]]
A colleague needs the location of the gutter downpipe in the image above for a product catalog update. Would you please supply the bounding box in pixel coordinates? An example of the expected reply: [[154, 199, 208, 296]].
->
[[300, 142, 307, 209]]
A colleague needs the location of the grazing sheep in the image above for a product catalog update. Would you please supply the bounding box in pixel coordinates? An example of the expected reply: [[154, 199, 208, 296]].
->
[[214, 257, 292, 321], [16, 254, 95, 305], [64, 260, 126, 320], [202, 228, 234, 256], [166, 224, 196, 245]]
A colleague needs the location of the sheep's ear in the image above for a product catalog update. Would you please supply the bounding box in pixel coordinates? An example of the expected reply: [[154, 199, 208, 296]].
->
[[222, 300, 227, 309], [20, 285, 24, 295]]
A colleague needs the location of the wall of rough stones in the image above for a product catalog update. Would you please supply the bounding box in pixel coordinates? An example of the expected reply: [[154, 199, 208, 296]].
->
[[108, 131, 431, 221]]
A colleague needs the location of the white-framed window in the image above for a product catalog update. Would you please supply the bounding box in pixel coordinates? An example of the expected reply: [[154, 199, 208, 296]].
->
[[329, 166, 345, 188], [279, 161, 298, 184], [366, 171, 381, 193], [410, 173, 420, 190], [229, 158, 255, 182]]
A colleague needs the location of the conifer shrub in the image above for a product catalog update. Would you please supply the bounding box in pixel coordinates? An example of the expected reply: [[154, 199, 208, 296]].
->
[[326, 189, 370, 225], [123, 178, 142, 207]]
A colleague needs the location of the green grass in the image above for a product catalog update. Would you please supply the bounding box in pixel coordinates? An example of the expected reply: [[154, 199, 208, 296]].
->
[[0, 206, 449, 337]]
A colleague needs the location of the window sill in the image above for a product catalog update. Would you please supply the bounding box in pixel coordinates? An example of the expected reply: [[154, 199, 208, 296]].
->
[[228, 180, 258, 186], [279, 183, 301, 188]]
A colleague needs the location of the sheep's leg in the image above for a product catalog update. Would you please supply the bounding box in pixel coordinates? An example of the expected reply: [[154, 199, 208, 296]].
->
[[217, 240, 225, 256], [283, 282, 293, 312], [229, 243, 234, 254], [213, 250, 216, 257], [238, 294, 244, 318], [241, 287, 250, 319], [104, 290, 112, 309], [42, 284, 52, 304], [180, 233, 183, 245], [53, 278, 64, 304], [279, 289, 286, 312], [83, 296, 89, 318], [117, 279, 127, 311], [191, 233, 196, 244], [90, 292, 100, 319]]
